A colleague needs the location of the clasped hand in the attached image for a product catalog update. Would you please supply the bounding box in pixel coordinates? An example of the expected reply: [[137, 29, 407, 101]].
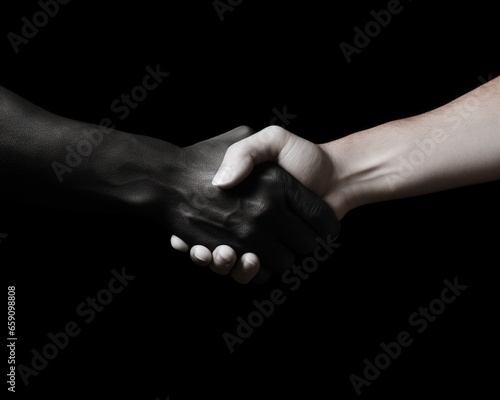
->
[[167, 125, 340, 284]]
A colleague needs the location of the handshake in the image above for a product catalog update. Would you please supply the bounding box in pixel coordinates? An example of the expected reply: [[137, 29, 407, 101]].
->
[[1, 76, 499, 284], [156, 125, 341, 284], [0, 86, 341, 284]]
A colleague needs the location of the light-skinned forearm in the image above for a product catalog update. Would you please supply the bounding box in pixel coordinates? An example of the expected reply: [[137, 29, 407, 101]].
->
[[322, 76, 500, 218]]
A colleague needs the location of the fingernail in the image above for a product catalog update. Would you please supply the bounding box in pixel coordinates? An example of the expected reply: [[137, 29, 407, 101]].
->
[[193, 252, 209, 265], [215, 253, 232, 266], [245, 262, 258, 272], [212, 166, 232, 186]]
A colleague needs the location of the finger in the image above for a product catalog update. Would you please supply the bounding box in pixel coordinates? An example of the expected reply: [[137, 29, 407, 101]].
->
[[190, 245, 212, 267], [170, 235, 190, 252], [276, 212, 318, 254], [212, 126, 290, 188], [231, 253, 260, 284], [210, 245, 237, 276], [285, 178, 341, 243]]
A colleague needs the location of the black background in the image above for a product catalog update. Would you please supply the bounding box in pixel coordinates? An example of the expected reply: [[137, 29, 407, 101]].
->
[[1, 0, 499, 398]]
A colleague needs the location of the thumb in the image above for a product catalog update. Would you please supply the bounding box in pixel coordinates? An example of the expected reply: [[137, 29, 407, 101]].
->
[[212, 126, 290, 188]]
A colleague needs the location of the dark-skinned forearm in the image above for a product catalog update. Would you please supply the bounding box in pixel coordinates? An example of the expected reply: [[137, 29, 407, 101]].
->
[[0, 85, 180, 216]]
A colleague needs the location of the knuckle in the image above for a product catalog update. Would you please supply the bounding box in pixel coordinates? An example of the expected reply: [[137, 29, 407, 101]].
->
[[253, 199, 272, 218], [237, 224, 258, 243], [265, 125, 286, 138], [269, 125, 293, 146], [260, 125, 286, 146]]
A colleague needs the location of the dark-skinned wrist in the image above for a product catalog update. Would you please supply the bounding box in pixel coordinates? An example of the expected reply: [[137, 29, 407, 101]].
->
[[64, 129, 182, 219]]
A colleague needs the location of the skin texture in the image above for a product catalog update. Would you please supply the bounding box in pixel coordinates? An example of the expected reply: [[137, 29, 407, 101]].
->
[[0, 85, 340, 283], [174, 75, 500, 270]]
